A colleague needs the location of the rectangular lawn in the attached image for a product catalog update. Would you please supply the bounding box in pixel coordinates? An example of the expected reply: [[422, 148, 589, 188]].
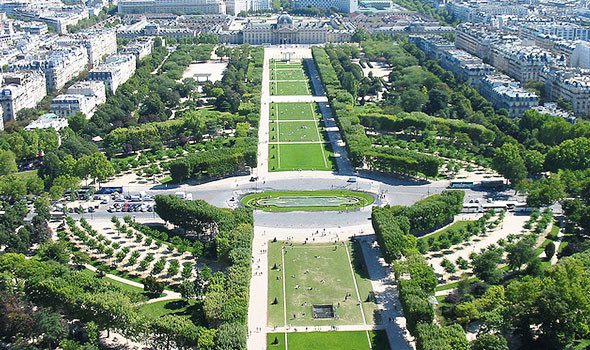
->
[[270, 120, 324, 143], [271, 102, 319, 121], [268, 143, 334, 171], [272, 68, 308, 81], [267, 331, 390, 350], [271, 81, 310, 95], [267, 242, 376, 327]]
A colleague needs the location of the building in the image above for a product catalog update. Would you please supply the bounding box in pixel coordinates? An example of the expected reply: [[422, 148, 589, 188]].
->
[[291, 0, 358, 13], [45, 46, 89, 91], [479, 74, 539, 117], [491, 43, 558, 83], [409, 35, 455, 59], [455, 23, 518, 61], [439, 49, 496, 87], [119, 37, 155, 62], [25, 113, 68, 131], [118, 0, 227, 15], [542, 67, 590, 116], [88, 54, 136, 93], [50, 80, 106, 118], [76, 29, 118, 67], [0, 71, 47, 130], [520, 22, 590, 42], [235, 14, 353, 45]]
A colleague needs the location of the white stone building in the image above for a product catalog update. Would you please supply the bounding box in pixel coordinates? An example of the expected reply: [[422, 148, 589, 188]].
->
[[118, 0, 227, 15], [479, 74, 539, 117], [88, 54, 136, 93], [50, 80, 106, 118], [0, 71, 47, 130], [291, 0, 358, 13], [25, 113, 68, 131]]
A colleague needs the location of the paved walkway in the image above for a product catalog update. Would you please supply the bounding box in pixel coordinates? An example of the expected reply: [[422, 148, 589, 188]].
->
[[256, 48, 272, 180], [84, 264, 182, 304], [305, 58, 354, 175]]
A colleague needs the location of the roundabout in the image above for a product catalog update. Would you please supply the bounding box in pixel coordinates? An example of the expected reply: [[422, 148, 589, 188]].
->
[[240, 190, 375, 212]]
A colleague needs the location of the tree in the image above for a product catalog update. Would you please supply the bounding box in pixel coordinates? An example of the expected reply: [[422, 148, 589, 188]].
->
[[34, 195, 51, 221], [351, 28, 369, 43], [492, 143, 527, 184], [34, 309, 66, 350], [0, 150, 18, 176], [400, 89, 428, 112], [471, 246, 503, 284], [143, 276, 164, 296], [37, 241, 70, 264], [544, 242, 555, 260], [506, 235, 537, 271], [526, 177, 566, 207], [471, 333, 508, 350]]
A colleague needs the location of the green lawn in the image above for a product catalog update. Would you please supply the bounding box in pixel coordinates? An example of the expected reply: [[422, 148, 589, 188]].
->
[[268, 102, 333, 171], [271, 102, 319, 121], [271, 81, 311, 95], [268, 242, 376, 327], [270, 120, 325, 142], [138, 299, 191, 318], [268, 142, 334, 171], [417, 220, 473, 241], [240, 190, 375, 212], [272, 68, 307, 81], [267, 331, 389, 350], [271, 61, 303, 69]]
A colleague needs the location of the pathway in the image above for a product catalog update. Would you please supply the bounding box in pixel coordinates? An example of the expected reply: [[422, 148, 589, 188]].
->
[[84, 264, 182, 304], [256, 48, 272, 180], [305, 58, 354, 175]]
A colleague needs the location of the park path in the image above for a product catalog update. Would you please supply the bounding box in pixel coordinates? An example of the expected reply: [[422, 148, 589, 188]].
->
[[255, 48, 272, 180], [84, 264, 182, 305], [357, 236, 414, 350], [304, 58, 353, 175]]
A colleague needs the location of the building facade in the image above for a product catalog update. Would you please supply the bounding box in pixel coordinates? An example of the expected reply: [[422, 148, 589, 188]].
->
[[0, 71, 47, 129], [479, 74, 539, 117], [88, 54, 136, 93], [118, 0, 227, 15], [291, 0, 358, 13]]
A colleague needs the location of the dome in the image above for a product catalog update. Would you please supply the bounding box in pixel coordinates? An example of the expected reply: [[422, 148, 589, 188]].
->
[[277, 13, 293, 25]]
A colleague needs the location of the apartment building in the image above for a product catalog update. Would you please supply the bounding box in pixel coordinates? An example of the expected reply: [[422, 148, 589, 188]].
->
[[479, 74, 539, 117], [88, 54, 136, 93], [0, 71, 47, 130], [118, 0, 227, 15], [50, 80, 106, 118], [76, 29, 118, 67], [542, 67, 590, 116], [439, 49, 496, 87], [491, 43, 558, 83], [119, 37, 154, 62]]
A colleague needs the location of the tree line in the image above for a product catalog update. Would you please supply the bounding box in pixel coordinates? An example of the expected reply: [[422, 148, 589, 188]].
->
[[372, 191, 467, 349]]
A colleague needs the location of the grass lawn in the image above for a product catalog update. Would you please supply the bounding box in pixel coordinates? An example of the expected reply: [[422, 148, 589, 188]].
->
[[79, 269, 149, 301], [270, 120, 325, 142], [417, 220, 473, 241], [268, 142, 334, 171], [271, 81, 310, 95], [271, 61, 303, 69], [240, 190, 374, 212], [138, 299, 191, 318], [267, 331, 389, 350], [271, 102, 319, 121], [267, 242, 376, 327], [13, 170, 38, 180], [272, 68, 307, 81]]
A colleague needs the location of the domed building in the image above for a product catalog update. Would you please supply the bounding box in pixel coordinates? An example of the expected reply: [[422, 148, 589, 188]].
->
[[239, 13, 352, 45]]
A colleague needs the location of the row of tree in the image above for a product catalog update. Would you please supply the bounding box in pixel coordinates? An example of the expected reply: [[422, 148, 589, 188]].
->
[[312, 46, 443, 178], [154, 195, 253, 348], [371, 191, 467, 348]]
